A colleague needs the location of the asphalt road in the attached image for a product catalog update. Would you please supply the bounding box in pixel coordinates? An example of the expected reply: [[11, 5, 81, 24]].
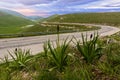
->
[[0, 23, 120, 59]]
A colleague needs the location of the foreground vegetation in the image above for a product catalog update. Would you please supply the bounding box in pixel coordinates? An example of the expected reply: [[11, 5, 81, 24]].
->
[[0, 31, 120, 80], [46, 12, 120, 26]]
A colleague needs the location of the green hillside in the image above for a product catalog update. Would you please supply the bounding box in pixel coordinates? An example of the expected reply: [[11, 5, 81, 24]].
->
[[39, 14, 59, 22], [46, 12, 120, 26], [0, 11, 34, 34]]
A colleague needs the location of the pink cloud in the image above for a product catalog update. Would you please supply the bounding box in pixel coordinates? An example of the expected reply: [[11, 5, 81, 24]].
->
[[13, 8, 49, 17], [14, 8, 35, 15]]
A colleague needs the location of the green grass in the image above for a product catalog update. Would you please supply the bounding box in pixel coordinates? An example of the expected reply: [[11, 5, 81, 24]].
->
[[8, 48, 32, 70], [108, 32, 120, 41], [76, 33, 102, 63], [0, 23, 99, 38], [0, 26, 23, 34], [46, 12, 120, 26], [0, 12, 120, 79], [23, 24, 99, 32], [0, 11, 34, 34], [0, 12, 100, 38], [1, 12, 120, 36], [38, 14, 59, 22], [0, 32, 120, 80]]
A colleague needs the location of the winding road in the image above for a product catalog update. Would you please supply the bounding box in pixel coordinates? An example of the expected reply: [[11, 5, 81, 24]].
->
[[0, 23, 120, 59]]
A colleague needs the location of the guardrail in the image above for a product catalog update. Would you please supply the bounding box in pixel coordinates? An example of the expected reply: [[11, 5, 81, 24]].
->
[[0, 30, 77, 38]]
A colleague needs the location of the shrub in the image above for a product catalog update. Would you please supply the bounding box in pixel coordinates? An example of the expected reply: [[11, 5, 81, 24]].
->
[[8, 48, 32, 69], [76, 33, 102, 63], [46, 38, 73, 72]]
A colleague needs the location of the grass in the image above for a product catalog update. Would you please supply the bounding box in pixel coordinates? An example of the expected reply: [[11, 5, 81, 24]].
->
[[0, 26, 24, 34], [47, 38, 72, 72], [0, 12, 120, 79], [22, 24, 99, 34], [76, 33, 102, 63], [0, 23, 100, 38], [8, 48, 32, 69], [0, 11, 34, 34], [0, 31, 120, 79], [46, 12, 120, 26], [38, 14, 59, 22], [0, 11, 101, 36], [1, 12, 120, 37], [108, 32, 120, 41]]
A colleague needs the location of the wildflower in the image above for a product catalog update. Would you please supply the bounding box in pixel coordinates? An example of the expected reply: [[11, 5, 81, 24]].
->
[[15, 48, 17, 52], [90, 34, 93, 39], [106, 38, 115, 44]]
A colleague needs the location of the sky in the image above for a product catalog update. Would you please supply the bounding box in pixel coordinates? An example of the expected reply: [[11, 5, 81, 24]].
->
[[0, 0, 120, 17]]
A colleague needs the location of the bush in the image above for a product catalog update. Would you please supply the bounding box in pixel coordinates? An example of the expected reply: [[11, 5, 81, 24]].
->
[[8, 48, 32, 69], [76, 33, 103, 63]]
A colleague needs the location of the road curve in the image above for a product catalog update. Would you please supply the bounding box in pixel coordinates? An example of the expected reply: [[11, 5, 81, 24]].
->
[[0, 23, 120, 59]]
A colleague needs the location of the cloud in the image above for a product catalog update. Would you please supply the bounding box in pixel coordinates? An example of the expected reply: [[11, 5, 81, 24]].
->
[[0, 0, 16, 3], [79, 0, 120, 9], [13, 8, 35, 15], [0, 0, 57, 5], [18, 0, 57, 5], [0, 0, 120, 17]]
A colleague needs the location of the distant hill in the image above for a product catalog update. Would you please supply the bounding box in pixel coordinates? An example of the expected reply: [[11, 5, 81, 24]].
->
[[0, 8, 44, 21], [46, 12, 120, 26], [39, 14, 59, 22], [0, 8, 26, 18], [0, 11, 33, 27], [0, 9, 34, 34], [27, 16, 43, 21]]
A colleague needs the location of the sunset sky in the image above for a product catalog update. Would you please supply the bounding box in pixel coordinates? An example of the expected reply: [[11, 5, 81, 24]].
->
[[0, 0, 120, 17]]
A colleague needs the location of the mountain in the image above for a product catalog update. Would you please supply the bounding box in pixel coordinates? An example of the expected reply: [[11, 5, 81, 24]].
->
[[0, 8, 44, 21], [27, 16, 43, 21], [46, 12, 120, 26], [0, 11, 33, 27], [0, 8, 26, 18], [0, 9, 34, 34], [39, 14, 59, 22]]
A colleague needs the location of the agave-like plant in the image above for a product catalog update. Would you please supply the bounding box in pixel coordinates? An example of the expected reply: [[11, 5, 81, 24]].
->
[[0, 55, 9, 65], [76, 33, 102, 63], [44, 25, 74, 72], [8, 48, 32, 69], [47, 38, 72, 72], [43, 42, 48, 58]]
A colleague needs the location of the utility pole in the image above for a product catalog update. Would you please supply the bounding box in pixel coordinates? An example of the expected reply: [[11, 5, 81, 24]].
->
[[57, 24, 60, 46]]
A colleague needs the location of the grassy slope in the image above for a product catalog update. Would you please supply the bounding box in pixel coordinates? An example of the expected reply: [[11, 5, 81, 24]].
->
[[46, 12, 120, 26], [24, 13, 100, 33], [0, 11, 34, 34], [22, 24, 99, 33], [38, 14, 59, 22]]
